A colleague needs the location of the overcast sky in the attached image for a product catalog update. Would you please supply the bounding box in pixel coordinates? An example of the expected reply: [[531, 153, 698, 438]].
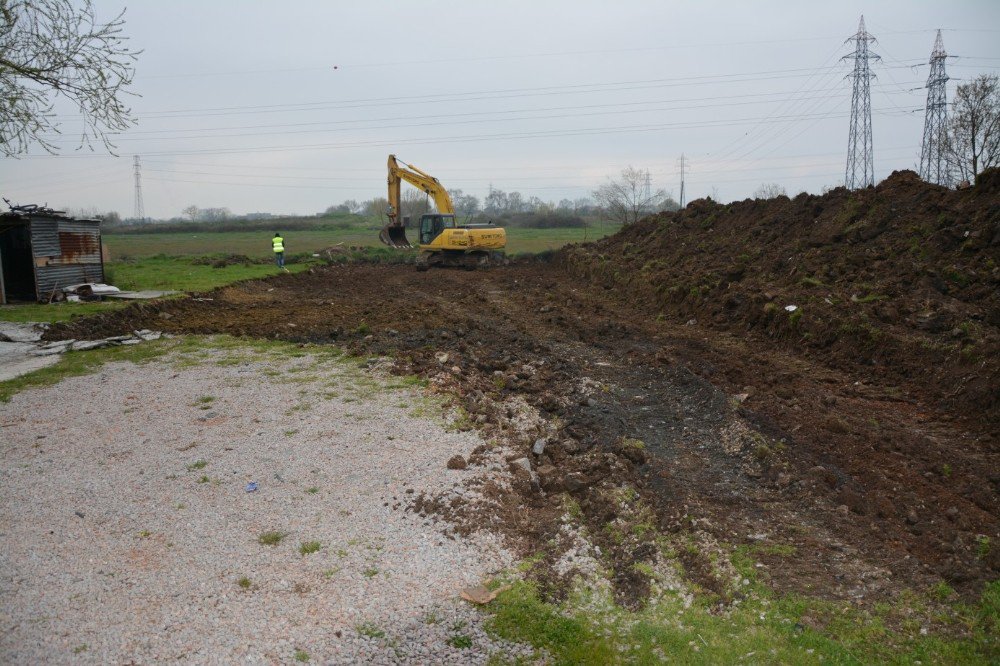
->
[[2, 0, 999, 218]]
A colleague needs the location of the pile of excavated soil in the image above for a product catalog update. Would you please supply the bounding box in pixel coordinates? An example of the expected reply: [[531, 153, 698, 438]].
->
[[559, 169, 1000, 422]]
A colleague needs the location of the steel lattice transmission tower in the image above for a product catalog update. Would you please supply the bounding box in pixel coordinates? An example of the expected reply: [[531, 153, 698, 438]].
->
[[133, 155, 145, 221], [919, 30, 952, 187], [843, 16, 879, 190], [678, 153, 687, 208]]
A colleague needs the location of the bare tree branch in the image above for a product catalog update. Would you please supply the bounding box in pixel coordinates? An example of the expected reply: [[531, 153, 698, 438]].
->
[[945, 74, 1000, 182], [0, 0, 140, 157], [592, 166, 667, 225], [753, 183, 787, 199]]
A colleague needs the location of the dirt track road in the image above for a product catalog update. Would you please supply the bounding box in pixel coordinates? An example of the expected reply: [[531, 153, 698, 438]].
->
[[48, 262, 1000, 601]]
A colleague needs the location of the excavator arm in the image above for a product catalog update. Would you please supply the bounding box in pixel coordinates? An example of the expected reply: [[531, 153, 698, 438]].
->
[[381, 155, 455, 247]]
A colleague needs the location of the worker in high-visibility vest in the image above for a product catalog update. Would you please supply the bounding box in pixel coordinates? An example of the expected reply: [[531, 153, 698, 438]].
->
[[272, 233, 285, 269]]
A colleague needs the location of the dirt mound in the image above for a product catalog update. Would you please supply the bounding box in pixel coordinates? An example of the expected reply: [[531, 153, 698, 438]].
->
[[559, 169, 1000, 423], [44, 261, 999, 603]]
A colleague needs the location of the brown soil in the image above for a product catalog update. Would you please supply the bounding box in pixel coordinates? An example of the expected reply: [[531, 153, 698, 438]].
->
[[47, 171, 999, 605]]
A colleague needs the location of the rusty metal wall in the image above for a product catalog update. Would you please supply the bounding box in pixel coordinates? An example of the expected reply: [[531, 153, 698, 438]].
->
[[29, 216, 104, 299]]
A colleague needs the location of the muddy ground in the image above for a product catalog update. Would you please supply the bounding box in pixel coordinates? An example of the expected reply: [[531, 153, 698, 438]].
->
[[48, 256, 999, 607]]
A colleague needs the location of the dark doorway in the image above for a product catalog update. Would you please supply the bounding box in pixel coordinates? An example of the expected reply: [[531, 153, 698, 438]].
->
[[0, 225, 36, 302]]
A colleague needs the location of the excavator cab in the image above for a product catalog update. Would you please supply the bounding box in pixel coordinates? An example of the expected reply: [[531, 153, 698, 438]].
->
[[419, 214, 456, 245]]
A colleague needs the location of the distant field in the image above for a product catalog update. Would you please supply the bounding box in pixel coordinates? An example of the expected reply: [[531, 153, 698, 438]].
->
[[104, 224, 621, 259]]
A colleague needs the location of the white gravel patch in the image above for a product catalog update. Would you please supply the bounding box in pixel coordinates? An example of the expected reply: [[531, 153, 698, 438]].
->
[[0, 344, 534, 664]]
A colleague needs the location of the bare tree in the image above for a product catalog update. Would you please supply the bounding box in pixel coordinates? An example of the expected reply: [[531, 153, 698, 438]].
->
[[182, 205, 199, 221], [753, 183, 787, 199], [484, 188, 509, 214], [592, 166, 665, 225], [364, 196, 390, 222], [945, 74, 1000, 181], [0, 0, 139, 156], [449, 189, 480, 215], [401, 189, 431, 220]]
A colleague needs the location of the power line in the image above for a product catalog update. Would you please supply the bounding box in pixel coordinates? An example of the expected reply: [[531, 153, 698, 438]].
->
[[122, 65, 872, 120]]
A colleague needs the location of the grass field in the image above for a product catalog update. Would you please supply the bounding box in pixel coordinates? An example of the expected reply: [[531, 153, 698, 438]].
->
[[104, 224, 620, 259]]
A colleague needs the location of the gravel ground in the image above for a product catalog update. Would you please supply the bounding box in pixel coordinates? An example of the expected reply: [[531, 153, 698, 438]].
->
[[0, 344, 536, 664]]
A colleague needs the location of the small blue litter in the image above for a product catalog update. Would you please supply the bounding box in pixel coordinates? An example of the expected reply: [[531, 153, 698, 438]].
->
[[245, 482, 258, 493]]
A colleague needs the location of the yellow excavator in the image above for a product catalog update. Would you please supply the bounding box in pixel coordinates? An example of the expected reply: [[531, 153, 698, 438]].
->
[[380, 154, 506, 271]]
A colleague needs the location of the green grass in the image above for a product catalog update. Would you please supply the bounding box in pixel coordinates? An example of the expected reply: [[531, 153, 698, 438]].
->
[[105, 229, 377, 258], [237, 576, 252, 590], [299, 540, 321, 555], [483, 577, 1000, 665], [294, 648, 310, 662], [356, 622, 385, 639], [104, 225, 621, 259], [0, 300, 130, 323], [258, 531, 286, 546], [108, 255, 313, 292]]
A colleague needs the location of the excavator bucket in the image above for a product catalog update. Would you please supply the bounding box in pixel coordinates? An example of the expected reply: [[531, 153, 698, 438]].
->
[[379, 224, 411, 248]]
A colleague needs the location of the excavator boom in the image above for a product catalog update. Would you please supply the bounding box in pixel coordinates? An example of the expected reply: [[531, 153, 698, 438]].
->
[[381, 155, 454, 247]]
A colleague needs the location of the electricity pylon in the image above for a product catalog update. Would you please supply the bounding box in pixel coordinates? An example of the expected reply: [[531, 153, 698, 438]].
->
[[844, 16, 879, 190], [919, 30, 953, 187]]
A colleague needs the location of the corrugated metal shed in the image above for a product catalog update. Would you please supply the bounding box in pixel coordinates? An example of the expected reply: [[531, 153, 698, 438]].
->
[[0, 207, 104, 303]]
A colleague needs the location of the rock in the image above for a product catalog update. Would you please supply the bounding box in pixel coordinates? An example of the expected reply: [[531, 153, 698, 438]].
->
[[905, 509, 919, 525], [536, 465, 561, 492], [775, 473, 793, 489], [532, 438, 546, 456], [70, 340, 110, 351], [40, 339, 75, 349], [509, 457, 532, 475], [32, 346, 68, 356], [945, 506, 959, 522], [564, 473, 587, 493], [685, 319, 697, 326], [434, 352, 449, 364], [561, 439, 580, 454], [446, 455, 467, 470], [158, 311, 173, 320]]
